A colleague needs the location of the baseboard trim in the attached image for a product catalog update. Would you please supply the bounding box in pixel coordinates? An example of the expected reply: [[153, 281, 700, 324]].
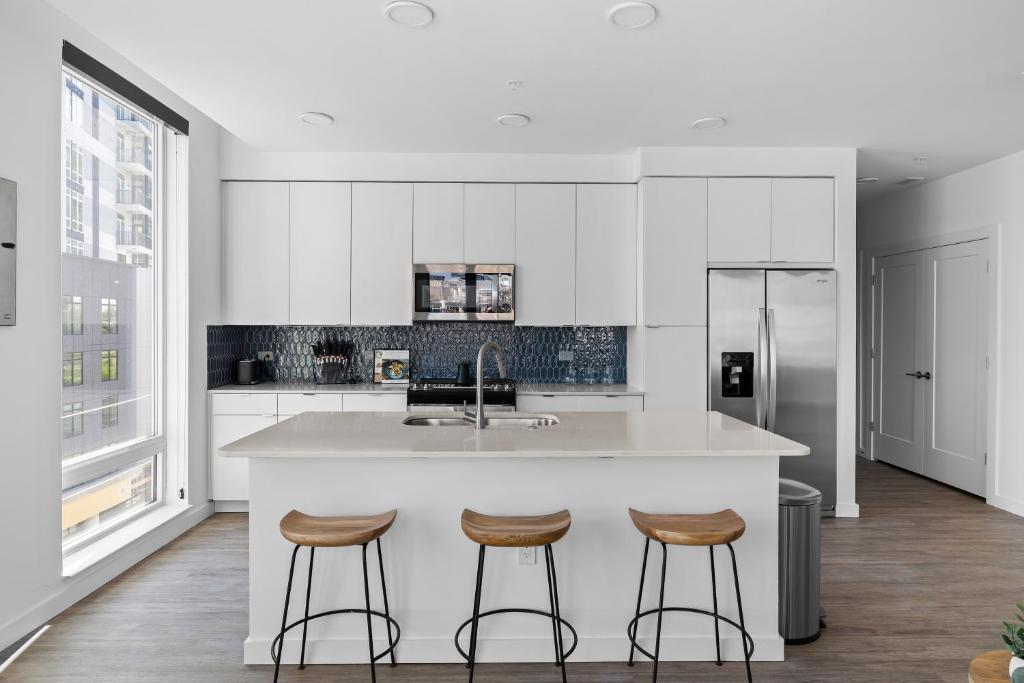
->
[[835, 502, 860, 518], [214, 500, 249, 512], [0, 502, 214, 652], [988, 494, 1024, 518], [243, 633, 785, 665]]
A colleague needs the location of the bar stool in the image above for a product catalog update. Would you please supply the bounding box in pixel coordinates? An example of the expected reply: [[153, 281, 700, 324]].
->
[[272, 509, 400, 683], [455, 508, 577, 683], [625, 508, 754, 683]]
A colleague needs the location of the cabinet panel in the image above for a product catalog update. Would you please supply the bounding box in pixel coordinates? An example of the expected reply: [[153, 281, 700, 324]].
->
[[464, 184, 515, 263], [641, 327, 707, 410], [222, 182, 289, 324], [515, 184, 576, 326], [277, 392, 345, 416], [413, 183, 463, 263], [517, 394, 644, 412], [210, 414, 276, 500], [707, 178, 771, 263], [576, 184, 637, 326], [289, 182, 351, 324], [642, 178, 708, 326], [351, 183, 413, 325], [343, 393, 407, 412], [211, 393, 278, 416], [770, 178, 834, 263]]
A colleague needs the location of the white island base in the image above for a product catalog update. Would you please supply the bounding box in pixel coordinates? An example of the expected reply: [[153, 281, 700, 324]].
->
[[223, 410, 808, 666]]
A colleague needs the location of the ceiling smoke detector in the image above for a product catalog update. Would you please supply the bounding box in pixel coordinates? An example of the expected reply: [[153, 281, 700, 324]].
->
[[608, 2, 658, 29], [384, 1, 434, 27], [691, 116, 727, 131], [298, 112, 334, 126], [913, 155, 929, 165], [496, 113, 531, 128]]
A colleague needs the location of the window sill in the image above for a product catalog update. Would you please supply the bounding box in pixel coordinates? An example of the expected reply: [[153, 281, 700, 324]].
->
[[62, 502, 194, 578]]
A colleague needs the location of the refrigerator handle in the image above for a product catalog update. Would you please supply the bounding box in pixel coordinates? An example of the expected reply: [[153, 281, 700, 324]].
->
[[767, 308, 778, 431], [757, 307, 768, 428]]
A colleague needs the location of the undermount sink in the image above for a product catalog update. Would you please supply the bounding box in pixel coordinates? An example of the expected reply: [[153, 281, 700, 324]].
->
[[402, 413, 560, 429]]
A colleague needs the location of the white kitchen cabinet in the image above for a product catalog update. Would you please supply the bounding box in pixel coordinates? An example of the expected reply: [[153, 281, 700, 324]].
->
[[576, 184, 637, 326], [210, 413, 276, 501], [641, 178, 708, 326], [413, 183, 463, 263], [222, 182, 290, 324], [351, 183, 413, 325], [640, 327, 707, 410], [277, 392, 345, 416], [343, 393, 407, 412], [515, 184, 576, 326], [518, 394, 644, 412], [464, 184, 516, 263], [707, 178, 772, 263], [770, 178, 834, 263], [289, 182, 351, 325]]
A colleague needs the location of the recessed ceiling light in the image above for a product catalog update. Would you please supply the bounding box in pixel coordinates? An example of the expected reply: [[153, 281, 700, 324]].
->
[[384, 1, 434, 27], [913, 155, 929, 165], [298, 112, 334, 126], [608, 2, 658, 29], [691, 116, 727, 131], [856, 177, 879, 184], [496, 113, 531, 128]]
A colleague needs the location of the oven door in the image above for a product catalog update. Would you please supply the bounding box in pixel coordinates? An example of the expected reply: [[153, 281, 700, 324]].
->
[[406, 403, 517, 413], [413, 264, 514, 321]]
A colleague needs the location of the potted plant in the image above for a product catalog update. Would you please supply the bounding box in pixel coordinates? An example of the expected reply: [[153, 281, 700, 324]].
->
[[1003, 601, 1024, 681]]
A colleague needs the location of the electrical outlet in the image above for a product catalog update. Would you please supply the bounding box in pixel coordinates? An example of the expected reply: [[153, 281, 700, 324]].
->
[[558, 350, 574, 362], [257, 351, 273, 362], [518, 547, 537, 565]]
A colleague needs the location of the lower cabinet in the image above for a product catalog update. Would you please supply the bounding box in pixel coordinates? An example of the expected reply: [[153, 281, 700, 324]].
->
[[210, 413, 276, 502], [343, 393, 407, 412], [517, 394, 644, 412]]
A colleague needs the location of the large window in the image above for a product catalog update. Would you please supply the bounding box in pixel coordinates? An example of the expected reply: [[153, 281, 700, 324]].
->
[[61, 68, 163, 552]]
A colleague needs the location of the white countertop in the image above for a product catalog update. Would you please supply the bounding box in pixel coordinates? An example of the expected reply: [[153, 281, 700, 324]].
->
[[220, 410, 808, 459], [208, 381, 643, 396]]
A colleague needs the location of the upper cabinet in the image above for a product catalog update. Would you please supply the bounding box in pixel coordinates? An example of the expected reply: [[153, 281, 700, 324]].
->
[[515, 184, 576, 326], [413, 183, 463, 263], [464, 184, 515, 264], [351, 183, 413, 325], [289, 182, 351, 325], [707, 177, 834, 264], [576, 184, 637, 326], [641, 178, 707, 326], [770, 178, 834, 263], [222, 182, 290, 324]]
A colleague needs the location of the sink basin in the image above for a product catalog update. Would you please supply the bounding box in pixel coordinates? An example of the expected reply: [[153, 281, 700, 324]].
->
[[403, 413, 560, 429]]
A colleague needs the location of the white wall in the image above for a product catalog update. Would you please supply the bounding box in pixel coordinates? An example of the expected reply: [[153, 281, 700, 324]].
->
[[859, 151, 1024, 517], [0, 0, 222, 650]]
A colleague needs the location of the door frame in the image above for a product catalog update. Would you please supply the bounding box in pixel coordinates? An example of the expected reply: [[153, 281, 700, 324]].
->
[[859, 224, 999, 499]]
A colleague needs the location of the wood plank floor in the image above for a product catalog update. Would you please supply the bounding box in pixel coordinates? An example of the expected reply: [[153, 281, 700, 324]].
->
[[6, 459, 1023, 682]]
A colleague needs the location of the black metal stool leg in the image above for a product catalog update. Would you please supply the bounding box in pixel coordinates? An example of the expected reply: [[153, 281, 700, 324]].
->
[[727, 543, 753, 683], [467, 545, 486, 682], [299, 547, 315, 669], [273, 545, 300, 683], [361, 543, 377, 683], [543, 545, 562, 667], [651, 542, 668, 683], [546, 545, 568, 683], [709, 545, 722, 666], [376, 538, 397, 667], [627, 537, 651, 667]]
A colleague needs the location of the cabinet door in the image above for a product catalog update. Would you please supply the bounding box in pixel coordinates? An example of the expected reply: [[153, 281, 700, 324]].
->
[[642, 327, 707, 410], [343, 393, 407, 412], [289, 182, 351, 324], [351, 183, 413, 325], [515, 184, 576, 326], [707, 178, 771, 263], [222, 182, 289, 324], [576, 184, 637, 326], [464, 184, 515, 263], [413, 183, 463, 263], [210, 414, 276, 500], [642, 178, 707, 326], [770, 178, 834, 263], [518, 394, 643, 412], [277, 392, 345, 416]]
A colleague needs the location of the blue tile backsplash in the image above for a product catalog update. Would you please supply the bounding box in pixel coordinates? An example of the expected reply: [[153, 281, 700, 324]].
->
[[207, 323, 626, 388]]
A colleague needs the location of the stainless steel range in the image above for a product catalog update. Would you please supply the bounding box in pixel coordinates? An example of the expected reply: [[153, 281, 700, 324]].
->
[[406, 378, 517, 412]]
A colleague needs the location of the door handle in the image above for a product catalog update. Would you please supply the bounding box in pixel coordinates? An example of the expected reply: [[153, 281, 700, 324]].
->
[[766, 309, 778, 432], [905, 371, 933, 380], [921, 371, 932, 380], [756, 308, 768, 428]]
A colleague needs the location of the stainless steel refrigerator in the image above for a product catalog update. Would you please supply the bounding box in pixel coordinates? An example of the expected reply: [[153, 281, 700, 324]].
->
[[708, 270, 837, 511]]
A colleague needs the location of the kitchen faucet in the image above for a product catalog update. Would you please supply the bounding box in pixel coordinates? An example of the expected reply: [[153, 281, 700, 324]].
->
[[466, 340, 508, 430]]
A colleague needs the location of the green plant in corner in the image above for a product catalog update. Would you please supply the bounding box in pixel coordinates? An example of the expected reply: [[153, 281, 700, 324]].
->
[[1004, 601, 1024, 683]]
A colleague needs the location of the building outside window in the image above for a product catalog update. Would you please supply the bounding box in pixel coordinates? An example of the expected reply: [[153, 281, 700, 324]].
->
[[63, 351, 83, 386], [63, 402, 84, 438], [100, 349, 118, 381], [101, 395, 119, 428], [63, 295, 82, 335], [101, 298, 118, 334]]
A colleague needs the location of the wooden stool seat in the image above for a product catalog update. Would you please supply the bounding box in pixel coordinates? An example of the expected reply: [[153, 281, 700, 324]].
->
[[461, 508, 571, 547], [628, 508, 746, 546], [969, 650, 1011, 683], [279, 509, 397, 548]]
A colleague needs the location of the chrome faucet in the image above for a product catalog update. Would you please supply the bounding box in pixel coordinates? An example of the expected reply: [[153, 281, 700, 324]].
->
[[466, 340, 508, 430]]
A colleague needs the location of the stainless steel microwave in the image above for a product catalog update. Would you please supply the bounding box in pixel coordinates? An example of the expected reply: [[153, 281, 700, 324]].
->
[[413, 264, 514, 322]]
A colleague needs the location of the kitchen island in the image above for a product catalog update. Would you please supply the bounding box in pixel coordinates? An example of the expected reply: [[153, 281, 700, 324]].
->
[[221, 410, 808, 665]]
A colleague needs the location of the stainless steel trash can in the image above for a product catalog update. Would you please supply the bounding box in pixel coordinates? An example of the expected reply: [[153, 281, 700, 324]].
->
[[778, 478, 822, 644]]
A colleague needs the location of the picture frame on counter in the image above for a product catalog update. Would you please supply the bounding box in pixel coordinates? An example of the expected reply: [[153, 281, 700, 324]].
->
[[374, 349, 410, 384]]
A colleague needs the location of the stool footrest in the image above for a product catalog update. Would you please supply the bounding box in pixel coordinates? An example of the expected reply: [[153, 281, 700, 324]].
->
[[271, 608, 401, 665], [626, 606, 754, 663], [454, 608, 578, 662]]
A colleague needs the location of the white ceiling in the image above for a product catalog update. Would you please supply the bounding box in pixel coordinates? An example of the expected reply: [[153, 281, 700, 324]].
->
[[49, 0, 1024, 199]]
